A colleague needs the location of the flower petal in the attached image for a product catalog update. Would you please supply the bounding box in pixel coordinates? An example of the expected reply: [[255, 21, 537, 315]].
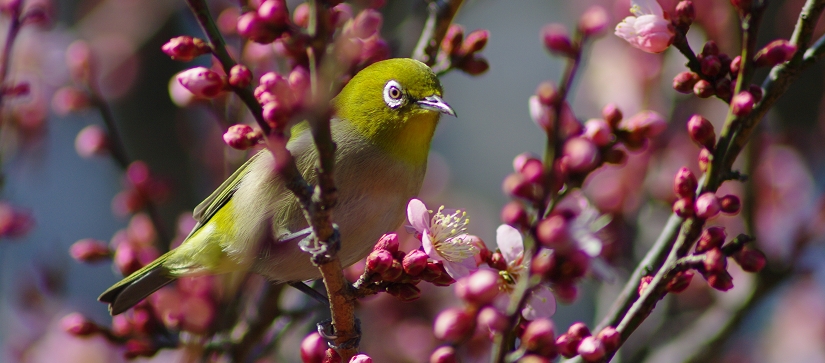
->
[[442, 258, 475, 279], [496, 224, 524, 264], [407, 198, 430, 233], [422, 232, 439, 260], [522, 284, 557, 320], [632, 0, 664, 17]]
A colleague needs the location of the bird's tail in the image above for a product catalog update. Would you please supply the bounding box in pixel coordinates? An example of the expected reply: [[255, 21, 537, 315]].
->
[[98, 251, 176, 315]]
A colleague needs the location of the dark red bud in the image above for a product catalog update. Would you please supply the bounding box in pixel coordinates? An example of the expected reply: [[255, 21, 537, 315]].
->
[[693, 79, 714, 98], [674, 1, 696, 27], [703, 248, 727, 273], [706, 270, 734, 291], [719, 194, 741, 215], [733, 246, 766, 272], [696, 226, 726, 253], [687, 115, 716, 150], [673, 166, 698, 198], [373, 233, 399, 253], [672, 71, 699, 94]]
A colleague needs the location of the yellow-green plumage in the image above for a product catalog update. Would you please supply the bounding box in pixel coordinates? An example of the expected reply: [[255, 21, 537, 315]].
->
[[99, 58, 454, 315]]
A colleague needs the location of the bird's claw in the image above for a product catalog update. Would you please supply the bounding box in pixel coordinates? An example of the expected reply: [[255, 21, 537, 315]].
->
[[316, 318, 361, 350], [299, 224, 341, 264]]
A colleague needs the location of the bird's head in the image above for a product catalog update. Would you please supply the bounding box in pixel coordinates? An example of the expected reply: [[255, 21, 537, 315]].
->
[[334, 58, 455, 165]]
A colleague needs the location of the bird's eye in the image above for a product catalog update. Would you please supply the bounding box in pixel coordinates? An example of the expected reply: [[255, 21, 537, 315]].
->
[[383, 80, 404, 109]]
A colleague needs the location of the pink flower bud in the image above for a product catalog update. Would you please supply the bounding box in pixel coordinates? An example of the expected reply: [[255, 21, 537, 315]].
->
[[536, 81, 560, 106], [578, 336, 606, 362], [579, 6, 609, 37], [542, 24, 575, 57], [621, 110, 667, 139], [324, 349, 342, 363], [672, 71, 699, 94], [513, 152, 539, 172], [703, 248, 727, 273], [754, 39, 797, 67], [429, 346, 457, 363], [696, 226, 726, 253], [124, 339, 157, 359], [531, 250, 556, 276], [61, 312, 98, 336], [420, 262, 444, 282], [694, 193, 721, 219], [228, 65, 252, 88], [161, 36, 209, 62], [733, 247, 766, 272], [177, 67, 224, 98], [457, 57, 490, 76], [673, 197, 694, 218], [674, 1, 696, 27], [583, 118, 612, 146], [673, 167, 698, 198], [638, 275, 653, 295], [75, 125, 108, 158], [441, 24, 464, 56], [262, 100, 290, 128], [553, 282, 578, 303], [52, 86, 91, 115], [461, 29, 489, 54], [730, 55, 742, 75], [365, 249, 393, 274], [300, 332, 327, 363], [537, 215, 571, 250], [562, 137, 599, 173], [373, 233, 399, 253], [502, 173, 539, 201], [381, 259, 404, 282], [715, 78, 732, 102], [666, 270, 694, 293], [749, 84, 764, 103], [386, 283, 421, 301], [568, 322, 591, 339], [433, 308, 473, 342], [488, 252, 507, 271], [614, 3, 675, 53], [501, 201, 528, 229], [705, 270, 734, 291], [693, 79, 714, 98], [719, 194, 741, 215], [457, 269, 500, 306], [702, 40, 719, 56], [349, 354, 372, 363], [596, 326, 620, 352], [517, 157, 545, 184], [223, 124, 262, 150], [687, 114, 716, 149], [701, 55, 721, 77], [352, 9, 383, 38], [602, 103, 622, 128], [402, 249, 428, 276], [237, 12, 271, 43], [698, 148, 711, 172], [477, 306, 507, 334], [70, 239, 111, 263], [522, 318, 557, 357], [257, 0, 289, 26], [731, 91, 754, 116], [555, 333, 581, 358], [293, 3, 310, 28]]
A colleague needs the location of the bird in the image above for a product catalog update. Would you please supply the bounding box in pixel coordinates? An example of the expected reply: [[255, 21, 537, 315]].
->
[[99, 58, 455, 315]]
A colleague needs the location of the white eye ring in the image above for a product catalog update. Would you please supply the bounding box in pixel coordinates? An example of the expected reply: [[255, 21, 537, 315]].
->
[[383, 80, 404, 109]]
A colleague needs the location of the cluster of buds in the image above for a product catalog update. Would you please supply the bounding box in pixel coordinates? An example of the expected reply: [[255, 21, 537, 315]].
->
[[670, 166, 741, 219], [673, 37, 792, 106], [522, 99, 665, 196], [362, 233, 456, 301], [512, 320, 620, 362], [236, 0, 293, 44], [67, 215, 220, 358], [300, 332, 374, 363], [334, 7, 391, 72], [254, 67, 310, 130], [111, 161, 170, 217], [439, 24, 490, 75], [0, 201, 34, 239], [427, 269, 503, 351], [543, 5, 608, 58], [693, 228, 766, 291]]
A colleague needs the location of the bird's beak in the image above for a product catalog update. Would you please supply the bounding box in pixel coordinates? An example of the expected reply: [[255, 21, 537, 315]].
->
[[417, 95, 456, 117]]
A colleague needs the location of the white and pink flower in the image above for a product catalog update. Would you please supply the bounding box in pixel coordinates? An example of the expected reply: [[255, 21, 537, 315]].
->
[[407, 199, 478, 279], [615, 0, 675, 53]]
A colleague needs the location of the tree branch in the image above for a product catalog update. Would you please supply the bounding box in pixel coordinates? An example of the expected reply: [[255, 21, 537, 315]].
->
[[412, 0, 464, 66]]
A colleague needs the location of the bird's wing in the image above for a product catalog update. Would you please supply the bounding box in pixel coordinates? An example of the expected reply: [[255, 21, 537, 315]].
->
[[190, 149, 266, 235]]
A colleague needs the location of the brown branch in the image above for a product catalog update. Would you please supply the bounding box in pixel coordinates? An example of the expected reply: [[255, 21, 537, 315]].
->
[[412, 0, 465, 67]]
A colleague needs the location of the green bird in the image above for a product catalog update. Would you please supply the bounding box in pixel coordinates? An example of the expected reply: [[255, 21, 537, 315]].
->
[[99, 58, 455, 315]]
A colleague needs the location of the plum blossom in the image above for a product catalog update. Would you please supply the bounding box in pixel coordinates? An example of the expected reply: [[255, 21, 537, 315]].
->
[[407, 199, 478, 279], [615, 0, 675, 53], [496, 224, 557, 319]]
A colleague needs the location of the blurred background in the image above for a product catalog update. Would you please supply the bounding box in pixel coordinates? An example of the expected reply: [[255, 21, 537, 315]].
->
[[1, 0, 825, 362]]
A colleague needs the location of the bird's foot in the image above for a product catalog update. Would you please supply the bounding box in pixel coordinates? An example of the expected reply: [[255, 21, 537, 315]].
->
[[299, 224, 341, 264], [317, 318, 361, 350]]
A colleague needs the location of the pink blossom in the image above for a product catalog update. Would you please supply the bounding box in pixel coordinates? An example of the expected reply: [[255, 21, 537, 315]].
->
[[615, 0, 675, 53], [407, 199, 478, 279]]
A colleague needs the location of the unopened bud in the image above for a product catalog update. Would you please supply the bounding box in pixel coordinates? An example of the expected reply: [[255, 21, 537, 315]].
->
[[730, 55, 742, 75], [501, 201, 529, 229], [236, 12, 278, 43], [457, 269, 500, 306], [177, 67, 225, 98], [223, 124, 261, 150], [754, 39, 797, 67], [666, 270, 695, 293], [552, 282, 578, 303], [672, 71, 699, 93], [578, 6, 609, 37], [602, 103, 622, 128], [349, 354, 372, 363], [596, 326, 620, 352], [502, 173, 539, 201], [542, 24, 575, 57], [429, 346, 457, 363], [556, 333, 581, 358], [228, 65, 252, 88], [719, 194, 741, 214], [674, 1, 696, 27], [461, 29, 489, 54], [161, 36, 209, 62], [578, 336, 606, 362], [324, 349, 342, 363], [583, 118, 612, 146], [61, 312, 99, 336], [687, 115, 715, 150], [701, 55, 721, 76], [568, 322, 591, 339], [488, 252, 507, 271], [695, 193, 721, 219], [75, 125, 108, 158], [733, 246, 766, 272], [705, 270, 734, 291], [69, 239, 111, 263], [696, 226, 726, 253], [715, 78, 732, 101], [537, 215, 571, 250], [441, 24, 464, 55], [433, 308, 473, 342], [257, 0, 289, 26], [694, 79, 714, 98], [673, 197, 695, 218], [562, 137, 599, 173], [522, 318, 557, 357], [402, 249, 428, 276], [673, 167, 698, 198], [300, 332, 327, 363], [731, 92, 754, 116], [703, 248, 727, 273], [365, 249, 393, 274], [381, 259, 404, 281]]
